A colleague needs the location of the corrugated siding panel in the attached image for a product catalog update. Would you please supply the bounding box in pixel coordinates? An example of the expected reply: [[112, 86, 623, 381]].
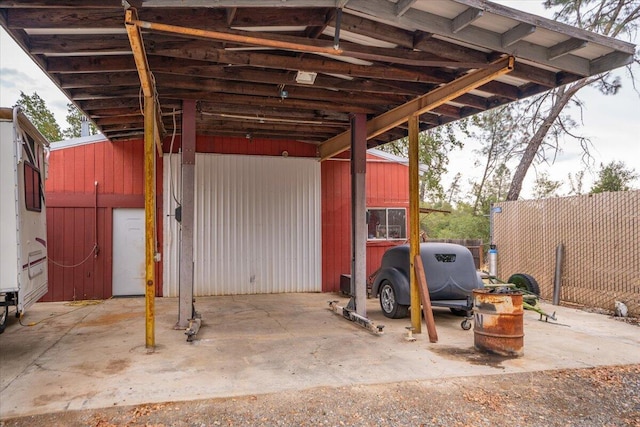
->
[[162, 154, 181, 298], [163, 154, 321, 297]]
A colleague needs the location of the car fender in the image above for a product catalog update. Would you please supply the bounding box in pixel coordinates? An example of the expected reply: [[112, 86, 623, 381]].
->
[[372, 268, 410, 306]]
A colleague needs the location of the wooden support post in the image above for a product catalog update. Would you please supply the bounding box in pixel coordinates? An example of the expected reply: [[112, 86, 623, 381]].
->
[[414, 255, 438, 343], [408, 115, 421, 333], [351, 113, 367, 317], [177, 100, 196, 328], [144, 95, 156, 350]]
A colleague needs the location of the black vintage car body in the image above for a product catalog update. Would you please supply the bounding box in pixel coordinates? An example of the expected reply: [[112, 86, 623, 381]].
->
[[371, 243, 483, 319]]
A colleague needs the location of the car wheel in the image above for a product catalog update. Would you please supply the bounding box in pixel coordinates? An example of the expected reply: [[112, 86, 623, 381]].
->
[[508, 273, 541, 296], [379, 281, 409, 319]]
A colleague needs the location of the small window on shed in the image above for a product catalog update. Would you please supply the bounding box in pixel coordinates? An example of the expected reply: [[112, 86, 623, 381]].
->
[[24, 162, 42, 212], [367, 208, 406, 240]]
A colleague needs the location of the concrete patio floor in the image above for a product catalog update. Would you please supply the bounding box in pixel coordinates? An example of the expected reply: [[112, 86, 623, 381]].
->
[[1, 293, 639, 420]]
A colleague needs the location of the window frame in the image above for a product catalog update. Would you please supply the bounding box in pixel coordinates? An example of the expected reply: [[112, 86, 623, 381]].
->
[[366, 207, 407, 241], [24, 162, 42, 212]]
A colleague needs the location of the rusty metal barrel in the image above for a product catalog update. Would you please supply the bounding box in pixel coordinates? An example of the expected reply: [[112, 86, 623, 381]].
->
[[473, 289, 524, 357]]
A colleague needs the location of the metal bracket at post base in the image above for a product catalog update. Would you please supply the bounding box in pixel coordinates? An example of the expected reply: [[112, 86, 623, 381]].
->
[[185, 310, 202, 342], [328, 301, 384, 335]]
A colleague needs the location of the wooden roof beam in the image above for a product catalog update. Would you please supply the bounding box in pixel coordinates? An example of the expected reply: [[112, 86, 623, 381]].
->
[[150, 68, 431, 97], [160, 91, 377, 114], [145, 47, 454, 84], [347, 0, 595, 76], [548, 38, 587, 61], [452, 7, 482, 34], [130, 16, 344, 55], [340, 12, 414, 48], [152, 75, 407, 106], [198, 102, 350, 123], [395, 0, 417, 17], [501, 23, 536, 48], [318, 55, 514, 160], [125, 7, 164, 154]]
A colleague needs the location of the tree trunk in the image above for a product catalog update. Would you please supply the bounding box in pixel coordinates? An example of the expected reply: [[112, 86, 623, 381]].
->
[[506, 80, 589, 201]]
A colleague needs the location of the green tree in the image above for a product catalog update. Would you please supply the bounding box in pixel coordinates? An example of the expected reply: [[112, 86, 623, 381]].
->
[[590, 161, 638, 193], [380, 124, 464, 203], [64, 103, 98, 138], [420, 202, 489, 242], [14, 91, 62, 142], [471, 163, 511, 214], [532, 172, 562, 199], [506, 0, 640, 201], [468, 105, 522, 213]]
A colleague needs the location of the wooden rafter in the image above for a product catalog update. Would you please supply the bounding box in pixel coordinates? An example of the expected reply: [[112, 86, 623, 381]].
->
[[2, 1, 633, 146], [318, 56, 515, 160], [124, 8, 164, 153]]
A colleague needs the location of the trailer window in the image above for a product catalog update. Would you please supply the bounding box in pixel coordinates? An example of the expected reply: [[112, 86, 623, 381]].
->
[[24, 162, 42, 212], [367, 208, 406, 240]]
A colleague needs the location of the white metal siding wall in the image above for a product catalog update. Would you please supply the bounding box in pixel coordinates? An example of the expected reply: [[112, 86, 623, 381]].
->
[[163, 154, 321, 296], [163, 154, 181, 298]]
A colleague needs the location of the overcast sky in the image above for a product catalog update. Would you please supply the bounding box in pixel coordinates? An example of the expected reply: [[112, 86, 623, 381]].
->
[[1, 1, 638, 198]]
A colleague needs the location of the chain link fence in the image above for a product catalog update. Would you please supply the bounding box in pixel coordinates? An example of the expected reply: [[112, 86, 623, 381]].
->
[[494, 191, 639, 316]]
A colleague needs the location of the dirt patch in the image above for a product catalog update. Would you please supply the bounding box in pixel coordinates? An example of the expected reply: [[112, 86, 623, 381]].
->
[[4, 364, 639, 427], [103, 359, 131, 376], [30, 392, 67, 408], [429, 345, 518, 369], [81, 312, 144, 327]]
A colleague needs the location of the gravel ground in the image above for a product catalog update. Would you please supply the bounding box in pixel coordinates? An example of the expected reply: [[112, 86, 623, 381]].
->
[[2, 364, 639, 427]]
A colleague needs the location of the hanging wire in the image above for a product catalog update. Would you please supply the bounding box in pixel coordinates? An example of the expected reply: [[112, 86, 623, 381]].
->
[[48, 244, 98, 268]]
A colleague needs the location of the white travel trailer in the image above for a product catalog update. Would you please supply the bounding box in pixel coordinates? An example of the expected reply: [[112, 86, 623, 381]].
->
[[0, 107, 49, 333]]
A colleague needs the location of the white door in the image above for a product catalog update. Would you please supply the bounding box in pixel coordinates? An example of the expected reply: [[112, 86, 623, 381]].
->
[[112, 208, 145, 296]]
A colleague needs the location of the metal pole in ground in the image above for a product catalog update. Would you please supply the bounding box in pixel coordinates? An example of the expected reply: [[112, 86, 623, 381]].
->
[[553, 243, 564, 305]]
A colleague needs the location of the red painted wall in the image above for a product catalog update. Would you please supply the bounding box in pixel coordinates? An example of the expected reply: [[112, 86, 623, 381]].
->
[[45, 135, 316, 301], [45, 139, 147, 301], [162, 135, 318, 157], [45, 134, 408, 300], [321, 153, 410, 293]]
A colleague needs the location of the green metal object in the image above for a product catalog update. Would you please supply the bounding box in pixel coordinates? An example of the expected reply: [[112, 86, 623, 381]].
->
[[482, 274, 557, 322]]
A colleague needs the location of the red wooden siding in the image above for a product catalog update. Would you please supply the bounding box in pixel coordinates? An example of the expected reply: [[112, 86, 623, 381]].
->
[[45, 139, 146, 301], [45, 133, 409, 300], [44, 207, 111, 301], [162, 135, 318, 157], [321, 153, 410, 292]]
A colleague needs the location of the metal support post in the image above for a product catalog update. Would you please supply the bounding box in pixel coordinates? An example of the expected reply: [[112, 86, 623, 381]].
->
[[177, 100, 196, 329], [553, 243, 564, 305], [350, 113, 367, 317], [408, 115, 421, 333]]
